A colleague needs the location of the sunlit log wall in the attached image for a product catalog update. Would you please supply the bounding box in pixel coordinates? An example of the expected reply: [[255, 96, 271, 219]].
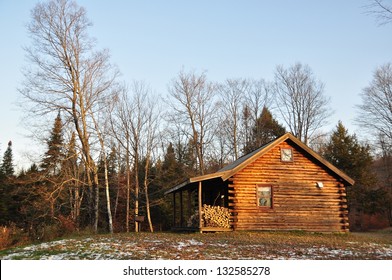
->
[[228, 140, 349, 232]]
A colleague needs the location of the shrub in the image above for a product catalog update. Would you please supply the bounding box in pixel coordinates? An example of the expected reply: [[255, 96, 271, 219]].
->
[[0, 224, 29, 250]]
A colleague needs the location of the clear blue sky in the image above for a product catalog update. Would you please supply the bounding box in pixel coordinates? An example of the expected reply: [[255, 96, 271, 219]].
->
[[0, 0, 391, 170]]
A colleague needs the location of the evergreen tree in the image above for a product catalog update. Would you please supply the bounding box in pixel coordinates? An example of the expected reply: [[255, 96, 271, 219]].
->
[[63, 132, 78, 176], [244, 107, 286, 154], [322, 122, 374, 184], [162, 143, 184, 186], [107, 144, 118, 179], [41, 113, 64, 175], [322, 121, 378, 230], [1, 141, 15, 177], [153, 143, 187, 230], [0, 146, 7, 223]]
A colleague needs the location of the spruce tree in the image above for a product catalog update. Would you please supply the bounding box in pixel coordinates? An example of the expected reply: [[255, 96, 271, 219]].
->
[[244, 107, 286, 153], [1, 141, 14, 177], [322, 121, 378, 230], [322, 121, 374, 184], [155, 143, 185, 230], [63, 132, 77, 175], [161, 143, 184, 186], [41, 113, 64, 175]]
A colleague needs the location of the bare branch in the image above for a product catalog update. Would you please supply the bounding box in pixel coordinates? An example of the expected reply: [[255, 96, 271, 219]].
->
[[365, 0, 392, 25], [273, 63, 331, 144]]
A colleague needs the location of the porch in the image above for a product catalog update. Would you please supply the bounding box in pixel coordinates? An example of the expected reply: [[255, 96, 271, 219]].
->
[[165, 176, 233, 233]]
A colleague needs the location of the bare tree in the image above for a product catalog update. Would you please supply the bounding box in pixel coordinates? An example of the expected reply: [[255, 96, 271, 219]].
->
[[365, 0, 392, 25], [90, 97, 116, 234], [63, 132, 84, 229], [127, 83, 145, 233], [167, 70, 217, 175], [140, 95, 161, 232], [273, 63, 331, 144], [111, 82, 159, 232], [19, 0, 119, 232], [243, 79, 273, 152], [356, 63, 392, 150], [245, 79, 273, 126], [110, 86, 133, 232], [217, 78, 247, 160], [216, 78, 272, 160]]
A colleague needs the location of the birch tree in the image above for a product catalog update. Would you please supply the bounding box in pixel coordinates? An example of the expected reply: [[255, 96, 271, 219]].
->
[[20, 0, 119, 232], [110, 87, 134, 232], [90, 99, 115, 234], [141, 94, 160, 232]]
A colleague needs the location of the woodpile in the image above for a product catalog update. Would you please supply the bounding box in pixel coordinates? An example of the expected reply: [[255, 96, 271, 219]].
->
[[203, 204, 231, 228], [187, 204, 231, 228]]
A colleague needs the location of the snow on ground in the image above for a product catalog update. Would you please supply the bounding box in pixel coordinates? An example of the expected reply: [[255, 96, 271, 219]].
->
[[1, 235, 392, 260]]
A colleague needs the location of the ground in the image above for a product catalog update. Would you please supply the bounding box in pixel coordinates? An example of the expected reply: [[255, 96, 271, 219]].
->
[[1, 230, 392, 260]]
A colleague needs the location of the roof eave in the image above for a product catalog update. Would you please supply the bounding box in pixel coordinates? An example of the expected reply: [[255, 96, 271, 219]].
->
[[164, 171, 230, 195]]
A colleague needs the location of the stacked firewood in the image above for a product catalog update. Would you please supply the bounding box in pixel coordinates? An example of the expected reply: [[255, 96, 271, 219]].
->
[[202, 204, 230, 228], [187, 205, 231, 228]]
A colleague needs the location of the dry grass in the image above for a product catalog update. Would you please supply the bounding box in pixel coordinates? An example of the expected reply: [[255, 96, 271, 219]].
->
[[1, 230, 391, 260]]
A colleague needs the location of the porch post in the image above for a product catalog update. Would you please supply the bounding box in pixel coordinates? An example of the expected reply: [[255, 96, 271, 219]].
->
[[173, 192, 176, 227], [198, 181, 202, 232], [187, 190, 192, 221], [179, 190, 183, 227]]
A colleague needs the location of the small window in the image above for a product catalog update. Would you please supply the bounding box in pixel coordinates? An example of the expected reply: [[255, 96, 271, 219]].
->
[[280, 148, 293, 162], [257, 186, 272, 208]]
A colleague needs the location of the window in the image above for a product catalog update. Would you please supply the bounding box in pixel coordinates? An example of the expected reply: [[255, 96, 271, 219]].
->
[[257, 186, 272, 208], [280, 148, 293, 162]]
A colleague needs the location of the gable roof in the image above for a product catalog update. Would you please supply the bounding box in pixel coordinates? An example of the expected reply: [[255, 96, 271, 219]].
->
[[165, 132, 355, 195]]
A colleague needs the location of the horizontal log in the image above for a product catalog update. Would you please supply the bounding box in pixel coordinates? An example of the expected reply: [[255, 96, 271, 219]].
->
[[229, 201, 346, 207], [232, 226, 347, 232], [230, 206, 347, 211], [232, 220, 348, 226], [230, 192, 346, 199]]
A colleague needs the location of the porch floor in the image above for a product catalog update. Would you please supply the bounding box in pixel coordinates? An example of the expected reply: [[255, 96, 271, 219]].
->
[[172, 227, 233, 233]]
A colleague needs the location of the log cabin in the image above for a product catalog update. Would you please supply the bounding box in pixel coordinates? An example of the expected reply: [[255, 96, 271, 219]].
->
[[165, 133, 355, 233]]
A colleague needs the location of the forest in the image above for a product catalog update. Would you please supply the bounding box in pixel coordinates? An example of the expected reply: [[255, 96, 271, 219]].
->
[[0, 0, 391, 249]]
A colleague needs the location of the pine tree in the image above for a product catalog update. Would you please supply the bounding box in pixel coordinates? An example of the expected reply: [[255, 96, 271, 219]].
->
[[244, 107, 286, 154], [162, 143, 183, 185], [107, 144, 118, 179], [63, 132, 78, 176], [322, 121, 378, 230], [154, 143, 186, 230], [322, 122, 374, 184], [41, 113, 64, 175], [1, 141, 15, 177]]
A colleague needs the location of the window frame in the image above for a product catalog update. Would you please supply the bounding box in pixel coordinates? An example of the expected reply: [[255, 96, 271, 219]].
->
[[256, 185, 273, 209]]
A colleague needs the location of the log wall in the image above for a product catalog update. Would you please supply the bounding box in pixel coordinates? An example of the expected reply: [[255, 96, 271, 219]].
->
[[229, 140, 349, 232]]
